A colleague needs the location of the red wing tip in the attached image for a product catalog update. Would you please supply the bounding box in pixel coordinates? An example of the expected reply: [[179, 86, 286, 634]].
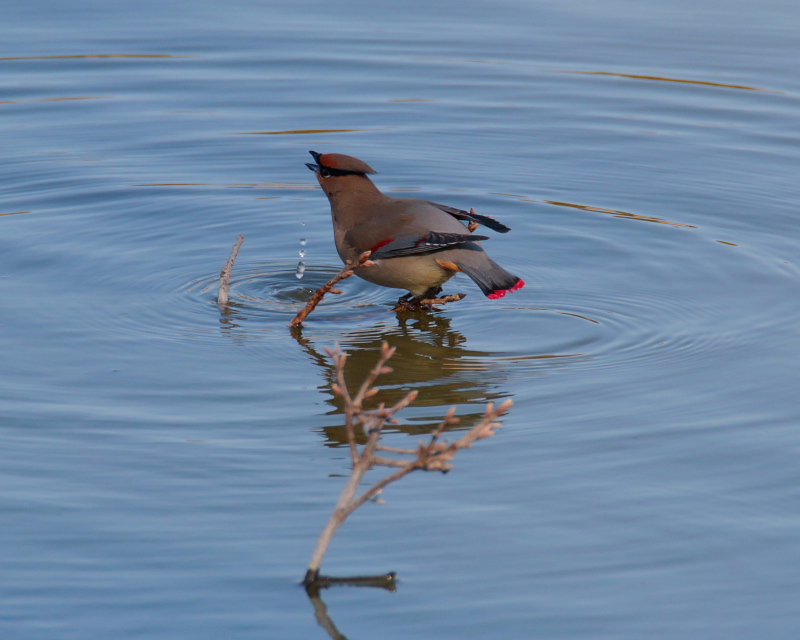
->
[[487, 278, 525, 299]]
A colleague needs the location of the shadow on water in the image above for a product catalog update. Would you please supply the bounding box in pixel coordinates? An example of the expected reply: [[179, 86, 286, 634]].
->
[[291, 312, 512, 444]]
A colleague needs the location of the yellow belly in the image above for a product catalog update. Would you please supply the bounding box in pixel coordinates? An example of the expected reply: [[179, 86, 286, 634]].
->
[[354, 255, 456, 296]]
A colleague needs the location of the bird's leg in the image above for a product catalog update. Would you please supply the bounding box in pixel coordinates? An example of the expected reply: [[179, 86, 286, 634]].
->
[[416, 287, 442, 307], [419, 286, 443, 301], [392, 292, 419, 312], [396, 286, 444, 312]]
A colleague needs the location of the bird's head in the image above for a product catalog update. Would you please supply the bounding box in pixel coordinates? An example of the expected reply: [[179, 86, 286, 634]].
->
[[306, 151, 377, 197]]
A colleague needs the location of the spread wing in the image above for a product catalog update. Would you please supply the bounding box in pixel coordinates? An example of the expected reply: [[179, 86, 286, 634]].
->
[[427, 202, 511, 233], [366, 231, 489, 259]]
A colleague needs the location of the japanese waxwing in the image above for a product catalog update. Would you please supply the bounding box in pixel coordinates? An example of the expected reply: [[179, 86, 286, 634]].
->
[[305, 151, 525, 304]]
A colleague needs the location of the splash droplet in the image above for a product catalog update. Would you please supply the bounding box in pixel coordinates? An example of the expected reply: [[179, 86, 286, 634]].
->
[[295, 261, 306, 279], [300, 238, 307, 246], [299, 248, 306, 258]]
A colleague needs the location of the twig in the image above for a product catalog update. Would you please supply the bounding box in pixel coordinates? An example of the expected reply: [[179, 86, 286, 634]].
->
[[303, 343, 512, 586], [289, 251, 374, 328], [418, 292, 467, 307], [467, 208, 480, 233], [217, 235, 245, 306], [375, 445, 418, 454], [392, 292, 467, 312], [304, 387, 418, 584], [326, 341, 395, 466]]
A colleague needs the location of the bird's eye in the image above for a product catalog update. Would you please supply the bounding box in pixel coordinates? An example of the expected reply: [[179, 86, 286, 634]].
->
[[320, 168, 331, 178]]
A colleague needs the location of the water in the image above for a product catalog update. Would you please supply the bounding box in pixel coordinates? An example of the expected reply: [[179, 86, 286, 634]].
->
[[2, 1, 800, 638]]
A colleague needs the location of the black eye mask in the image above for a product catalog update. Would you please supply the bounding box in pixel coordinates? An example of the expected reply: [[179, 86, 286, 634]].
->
[[319, 165, 364, 178]]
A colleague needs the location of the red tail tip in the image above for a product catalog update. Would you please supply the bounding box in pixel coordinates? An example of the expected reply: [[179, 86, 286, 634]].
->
[[487, 278, 525, 299]]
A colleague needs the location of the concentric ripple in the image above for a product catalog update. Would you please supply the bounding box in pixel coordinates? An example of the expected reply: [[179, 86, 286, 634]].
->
[[192, 260, 391, 320], [424, 280, 741, 379]]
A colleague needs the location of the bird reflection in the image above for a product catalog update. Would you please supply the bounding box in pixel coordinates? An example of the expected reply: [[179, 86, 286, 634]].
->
[[292, 313, 511, 446]]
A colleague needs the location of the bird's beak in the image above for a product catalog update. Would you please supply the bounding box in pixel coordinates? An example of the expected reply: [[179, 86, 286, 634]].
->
[[306, 150, 323, 174]]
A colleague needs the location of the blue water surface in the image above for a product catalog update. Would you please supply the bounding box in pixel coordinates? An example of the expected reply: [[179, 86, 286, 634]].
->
[[2, 1, 800, 638]]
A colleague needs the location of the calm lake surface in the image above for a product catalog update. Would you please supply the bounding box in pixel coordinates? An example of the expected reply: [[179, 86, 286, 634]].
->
[[2, 1, 800, 638]]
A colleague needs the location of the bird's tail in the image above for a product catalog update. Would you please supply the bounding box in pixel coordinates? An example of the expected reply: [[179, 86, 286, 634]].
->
[[455, 255, 525, 299]]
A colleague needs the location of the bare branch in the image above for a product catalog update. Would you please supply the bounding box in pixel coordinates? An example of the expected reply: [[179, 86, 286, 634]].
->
[[420, 292, 467, 306], [326, 345, 358, 465], [375, 445, 419, 454], [352, 342, 396, 408], [303, 347, 511, 585], [289, 251, 373, 327], [343, 463, 419, 513], [217, 235, 245, 306], [371, 455, 415, 468], [392, 292, 467, 312], [467, 208, 480, 232]]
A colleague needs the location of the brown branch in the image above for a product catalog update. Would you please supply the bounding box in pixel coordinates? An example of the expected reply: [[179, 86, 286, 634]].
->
[[303, 343, 512, 586], [289, 251, 373, 328], [392, 292, 467, 312], [343, 462, 419, 513], [467, 208, 480, 232], [375, 445, 418, 454], [326, 347, 359, 466], [372, 455, 415, 467], [419, 292, 467, 307], [217, 234, 245, 306], [408, 400, 512, 473], [353, 342, 395, 407]]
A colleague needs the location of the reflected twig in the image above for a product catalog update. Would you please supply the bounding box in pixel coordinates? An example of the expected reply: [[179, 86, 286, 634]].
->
[[303, 342, 512, 586]]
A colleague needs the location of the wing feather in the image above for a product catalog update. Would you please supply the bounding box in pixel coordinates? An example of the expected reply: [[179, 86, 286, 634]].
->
[[369, 231, 489, 259], [427, 202, 511, 233]]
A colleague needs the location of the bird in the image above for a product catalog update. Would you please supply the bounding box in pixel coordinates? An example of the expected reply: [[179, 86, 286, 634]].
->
[[305, 151, 525, 308]]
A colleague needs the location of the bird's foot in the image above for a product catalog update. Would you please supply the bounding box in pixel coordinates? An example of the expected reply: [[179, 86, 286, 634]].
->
[[392, 293, 422, 312]]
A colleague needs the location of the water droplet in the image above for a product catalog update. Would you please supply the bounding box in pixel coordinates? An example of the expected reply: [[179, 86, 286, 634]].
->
[[295, 261, 306, 279], [301, 221, 306, 226], [299, 248, 306, 258], [300, 238, 307, 246]]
